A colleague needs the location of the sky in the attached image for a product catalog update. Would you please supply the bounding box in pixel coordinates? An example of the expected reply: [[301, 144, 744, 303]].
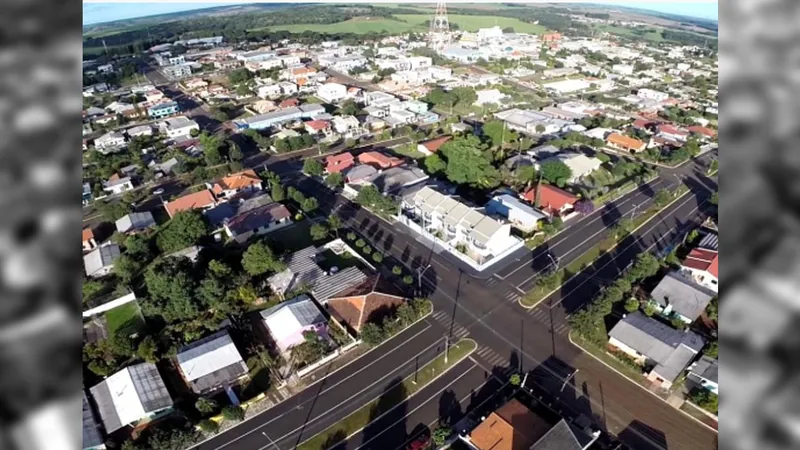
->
[[83, 1, 718, 26]]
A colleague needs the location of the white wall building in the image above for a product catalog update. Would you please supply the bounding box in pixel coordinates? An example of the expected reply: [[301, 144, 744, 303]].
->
[[159, 116, 199, 139], [637, 88, 669, 102], [95, 131, 126, 151], [474, 89, 507, 106], [612, 64, 634, 75], [316, 82, 348, 103]]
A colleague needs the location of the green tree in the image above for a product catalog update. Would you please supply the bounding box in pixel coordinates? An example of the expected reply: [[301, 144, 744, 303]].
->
[[624, 297, 640, 313], [612, 218, 634, 240], [310, 223, 329, 240], [441, 136, 500, 188], [539, 160, 572, 185], [423, 153, 447, 175], [392, 265, 403, 275], [509, 374, 521, 386], [403, 275, 414, 285], [156, 210, 208, 253], [327, 214, 342, 237], [242, 241, 285, 276], [198, 419, 219, 434], [301, 197, 319, 213], [360, 322, 385, 346], [372, 252, 383, 263], [704, 341, 718, 358], [643, 302, 657, 316], [535, 124, 546, 134], [199, 133, 224, 166], [222, 405, 245, 422], [432, 426, 452, 446], [303, 158, 324, 176], [228, 142, 244, 162], [136, 335, 159, 363], [114, 254, 142, 284], [653, 189, 672, 208], [689, 389, 718, 414], [143, 258, 200, 323], [325, 172, 343, 188], [229, 68, 254, 84], [195, 397, 218, 416], [271, 183, 286, 201], [628, 252, 661, 281], [482, 120, 517, 148]]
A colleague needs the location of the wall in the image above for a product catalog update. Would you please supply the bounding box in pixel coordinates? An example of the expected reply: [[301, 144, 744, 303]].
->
[[82, 292, 137, 318]]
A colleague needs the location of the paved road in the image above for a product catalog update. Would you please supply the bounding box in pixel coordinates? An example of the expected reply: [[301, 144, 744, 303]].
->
[[281, 155, 718, 450]]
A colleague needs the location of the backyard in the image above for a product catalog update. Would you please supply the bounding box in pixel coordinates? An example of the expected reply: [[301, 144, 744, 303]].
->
[[105, 301, 145, 337]]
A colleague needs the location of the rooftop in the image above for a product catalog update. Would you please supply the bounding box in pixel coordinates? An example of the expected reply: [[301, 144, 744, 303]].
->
[[650, 271, 717, 321], [164, 189, 216, 217]]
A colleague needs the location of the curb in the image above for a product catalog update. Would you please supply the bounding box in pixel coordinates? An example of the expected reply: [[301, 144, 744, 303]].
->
[[518, 187, 692, 310], [567, 331, 719, 434]]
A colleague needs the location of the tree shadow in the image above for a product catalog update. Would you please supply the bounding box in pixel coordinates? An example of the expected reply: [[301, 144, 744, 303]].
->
[[320, 430, 347, 450], [438, 389, 461, 427], [358, 377, 408, 449], [401, 245, 411, 263]]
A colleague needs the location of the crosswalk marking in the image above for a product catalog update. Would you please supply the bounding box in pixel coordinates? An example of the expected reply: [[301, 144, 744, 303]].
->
[[555, 324, 569, 335], [503, 290, 520, 302], [430, 309, 470, 339]]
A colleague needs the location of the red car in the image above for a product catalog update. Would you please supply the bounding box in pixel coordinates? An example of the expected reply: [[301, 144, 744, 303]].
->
[[407, 434, 430, 450]]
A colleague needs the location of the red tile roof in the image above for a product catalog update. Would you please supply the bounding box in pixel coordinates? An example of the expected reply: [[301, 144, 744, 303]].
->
[[682, 248, 719, 278], [607, 133, 646, 151], [419, 135, 452, 153], [358, 151, 403, 169], [211, 169, 261, 195], [522, 184, 578, 212], [164, 189, 216, 218], [632, 119, 652, 129], [657, 124, 689, 136], [279, 98, 299, 108], [325, 152, 355, 173], [688, 125, 717, 137], [468, 399, 552, 450], [305, 120, 330, 131], [82, 228, 94, 242]]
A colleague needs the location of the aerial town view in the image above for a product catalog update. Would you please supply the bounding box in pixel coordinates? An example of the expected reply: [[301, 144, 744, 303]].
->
[[80, 2, 718, 450]]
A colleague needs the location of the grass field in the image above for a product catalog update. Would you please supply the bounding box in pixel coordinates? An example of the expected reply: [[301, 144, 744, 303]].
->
[[252, 14, 547, 35], [296, 339, 476, 450], [105, 301, 145, 337]]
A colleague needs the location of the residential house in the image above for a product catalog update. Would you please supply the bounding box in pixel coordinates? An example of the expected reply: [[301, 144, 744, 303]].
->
[[84, 244, 121, 278], [539, 153, 603, 183], [521, 184, 578, 217], [89, 363, 172, 433], [183, 79, 208, 91], [279, 98, 300, 109], [103, 175, 134, 195], [176, 330, 249, 395], [207, 169, 263, 200], [474, 89, 507, 106], [649, 271, 717, 324], [358, 151, 403, 170], [82, 228, 97, 252], [304, 119, 332, 136], [164, 189, 217, 218], [326, 276, 407, 334], [266, 246, 368, 303], [83, 182, 93, 206], [223, 201, 292, 243], [325, 152, 355, 174], [637, 88, 669, 101], [316, 82, 348, 103], [371, 165, 429, 194], [606, 133, 647, 153], [607, 311, 705, 388], [680, 247, 719, 292], [260, 294, 328, 353], [331, 115, 365, 139], [277, 81, 298, 96], [126, 125, 153, 138], [115, 212, 156, 234], [159, 116, 199, 139], [688, 356, 719, 395], [82, 392, 105, 450], [252, 100, 278, 115], [233, 104, 324, 131], [148, 101, 180, 119], [417, 135, 452, 156], [656, 124, 689, 142], [688, 125, 717, 140], [257, 84, 282, 100], [464, 398, 598, 450], [94, 132, 126, 153], [486, 194, 547, 233], [163, 63, 192, 78], [344, 164, 379, 184]]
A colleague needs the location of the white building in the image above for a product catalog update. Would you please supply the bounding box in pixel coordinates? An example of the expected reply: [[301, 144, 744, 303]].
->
[[257, 83, 282, 100], [316, 82, 348, 103], [375, 56, 432, 72], [88, 363, 172, 433], [474, 89, 507, 106], [539, 153, 603, 183], [103, 176, 134, 195], [95, 132, 126, 152], [97, 63, 114, 73], [83, 243, 121, 278], [477, 26, 503, 42], [543, 79, 592, 94], [612, 64, 634, 75], [331, 115, 365, 138], [637, 88, 669, 102], [159, 116, 199, 139], [163, 63, 193, 78], [277, 81, 298, 96], [318, 54, 368, 72], [126, 125, 153, 138]]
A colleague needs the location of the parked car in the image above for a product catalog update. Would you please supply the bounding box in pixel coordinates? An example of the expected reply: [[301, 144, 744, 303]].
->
[[152, 187, 165, 196]]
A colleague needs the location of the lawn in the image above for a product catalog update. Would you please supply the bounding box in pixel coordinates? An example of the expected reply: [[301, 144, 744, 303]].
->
[[264, 220, 314, 254], [389, 143, 426, 160], [105, 301, 145, 337], [593, 24, 666, 42], [316, 248, 363, 272], [571, 333, 647, 385], [296, 339, 476, 450]]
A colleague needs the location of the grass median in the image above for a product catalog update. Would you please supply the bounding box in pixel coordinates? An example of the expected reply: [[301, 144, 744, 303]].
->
[[520, 189, 688, 308], [296, 338, 477, 450]]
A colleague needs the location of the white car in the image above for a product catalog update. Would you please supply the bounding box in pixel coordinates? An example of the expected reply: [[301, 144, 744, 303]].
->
[[152, 188, 165, 196]]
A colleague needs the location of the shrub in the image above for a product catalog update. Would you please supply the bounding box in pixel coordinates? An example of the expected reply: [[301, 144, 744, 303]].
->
[[222, 405, 245, 422], [347, 232, 357, 241], [432, 426, 452, 446], [355, 239, 366, 248], [372, 252, 383, 263], [195, 397, 217, 416], [392, 265, 403, 275], [341, 251, 352, 259], [624, 297, 640, 313], [360, 322, 385, 346], [643, 302, 657, 316], [509, 374, 521, 386], [198, 419, 219, 433], [403, 275, 414, 285], [362, 245, 372, 255], [295, 213, 304, 221]]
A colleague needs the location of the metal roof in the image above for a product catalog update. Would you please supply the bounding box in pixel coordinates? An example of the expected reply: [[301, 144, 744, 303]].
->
[[89, 363, 171, 433], [84, 244, 121, 276], [530, 419, 588, 450], [690, 355, 718, 384], [698, 232, 719, 251], [115, 212, 156, 233], [82, 392, 104, 448], [650, 271, 716, 321], [312, 267, 369, 302], [372, 166, 429, 194], [177, 330, 245, 383]]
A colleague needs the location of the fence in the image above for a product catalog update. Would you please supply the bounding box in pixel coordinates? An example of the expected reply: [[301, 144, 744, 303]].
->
[[82, 292, 137, 318]]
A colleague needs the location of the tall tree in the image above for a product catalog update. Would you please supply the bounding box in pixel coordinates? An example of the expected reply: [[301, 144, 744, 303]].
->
[[241, 241, 285, 276], [539, 160, 572, 186], [156, 210, 208, 253], [440, 136, 500, 188]]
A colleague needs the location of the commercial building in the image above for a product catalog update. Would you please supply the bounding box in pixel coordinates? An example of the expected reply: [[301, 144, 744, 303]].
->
[[233, 104, 325, 130]]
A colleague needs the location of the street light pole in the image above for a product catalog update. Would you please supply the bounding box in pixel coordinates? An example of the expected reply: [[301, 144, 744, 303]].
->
[[546, 252, 558, 272], [630, 203, 639, 220], [444, 333, 449, 364], [560, 369, 579, 393]]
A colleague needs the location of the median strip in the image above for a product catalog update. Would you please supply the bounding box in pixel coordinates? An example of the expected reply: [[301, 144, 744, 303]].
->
[[295, 339, 477, 450], [520, 186, 690, 308]]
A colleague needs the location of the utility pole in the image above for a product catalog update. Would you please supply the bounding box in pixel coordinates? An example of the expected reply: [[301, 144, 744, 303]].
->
[[444, 333, 450, 364], [560, 369, 579, 393]]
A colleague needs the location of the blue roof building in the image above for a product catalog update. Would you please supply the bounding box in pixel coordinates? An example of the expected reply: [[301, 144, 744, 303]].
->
[[147, 101, 179, 119]]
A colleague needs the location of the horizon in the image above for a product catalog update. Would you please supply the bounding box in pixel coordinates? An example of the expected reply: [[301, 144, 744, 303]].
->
[[83, 1, 718, 27]]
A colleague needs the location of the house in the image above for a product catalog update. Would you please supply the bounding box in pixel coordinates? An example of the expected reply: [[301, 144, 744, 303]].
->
[[83, 182, 93, 206], [266, 246, 368, 302], [371, 165, 429, 194], [147, 101, 180, 119], [687, 356, 719, 394], [163, 63, 192, 78], [656, 124, 689, 142], [606, 133, 647, 153], [183, 78, 208, 91], [94, 132, 126, 152], [252, 100, 279, 114], [82, 228, 97, 252], [88, 363, 172, 433], [82, 392, 105, 450], [637, 88, 669, 101], [233, 104, 324, 130], [607, 312, 705, 388], [521, 184, 578, 217], [208, 169, 263, 200], [331, 115, 363, 138], [649, 271, 717, 323], [540, 153, 603, 183], [486, 194, 547, 233], [417, 135, 452, 156], [261, 294, 328, 353], [464, 399, 598, 450], [115, 212, 156, 234], [164, 189, 217, 218], [126, 125, 153, 138], [304, 119, 331, 136], [159, 116, 199, 139], [325, 152, 355, 174], [474, 89, 507, 106], [358, 151, 403, 169], [223, 201, 292, 243], [279, 98, 299, 108], [450, 122, 472, 134], [326, 276, 407, 334], [345, 164, 379, 184], [680, 247, 719, 292], [176, 330, 249, 394], [316, 82, 348, 103], [688, 125, 717, 140], [84, 244, 121, 278], [103, 175, 134, 195]]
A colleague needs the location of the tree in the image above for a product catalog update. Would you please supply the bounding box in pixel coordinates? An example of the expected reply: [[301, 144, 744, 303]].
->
[[199, 133, 224, 166], [228, 142, 244, 162], [440, 136, 499, 188], [198, 419, 219, 434], [360, 322, 385, 346], [310, 223, 329, 240], [137, 335, 159, 363], [706, 296, 718, 321], [684, 138, 701, 156], [535, 124, 546, 134], [624, 297, 640, 313], [303, 158, 324, 177], [432, 426, 452, 446], [509, 373, 521, 386], [346, 232, 357, 241], [271, 183, 286, 201], [327, 214, 342, 237], [362, 245, 372, 255], [403, 275, 414, 285], [612, 218, 634, 240], [653, 189, 672, 208], [704, 341, 718, 358], [689, 389, 718, 413], [643, 302, 657, 316], [114, 254, 142, 284], [222, 405, 245, 422], [539, 160, 572, 185], [339, 99, 360, 116], [325, 172, 343, 188], [195, 397, 218, 416], [628, 252, 661, 281], [372, 252, 383, 263], [392, 265, 403, 275], [710, 191, 718, 205], [143, 259, 200, 323], [423, 154, 447, 175], [301, 197, 319, 213], [229, 68, 254, 84], [156, 210, 208, 253], [482, 120, 517, 148], [242, 241, 285, 276], [596, 152, 611, 164]]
